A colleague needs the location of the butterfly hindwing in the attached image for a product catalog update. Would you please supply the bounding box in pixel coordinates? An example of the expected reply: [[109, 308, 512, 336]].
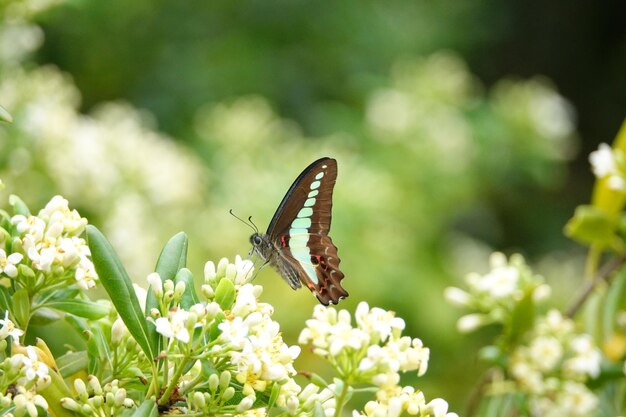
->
[[281, 233, 347, 305]]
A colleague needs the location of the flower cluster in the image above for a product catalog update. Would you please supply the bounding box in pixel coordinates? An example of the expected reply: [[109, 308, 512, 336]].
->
[[503, 310, 601, 417], [589, 143, 626, 191], [299, 302, 456, 417], [4, 195, 97, 290], [61, 377, 135, 415], [444, 252, 549, 333], [138, 256, 301, 414], [0, 324, 52, 417]]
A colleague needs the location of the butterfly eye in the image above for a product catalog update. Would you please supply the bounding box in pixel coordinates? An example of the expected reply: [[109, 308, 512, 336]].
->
[[252, 235, 262, 245]]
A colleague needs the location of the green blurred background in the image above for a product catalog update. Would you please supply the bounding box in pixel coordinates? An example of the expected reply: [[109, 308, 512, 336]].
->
[[1, 0, 625, 412]]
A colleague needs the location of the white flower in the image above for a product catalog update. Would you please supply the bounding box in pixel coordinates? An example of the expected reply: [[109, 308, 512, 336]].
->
[[20, 346, 49, 383], [589, 143, 626, 191], [155, 309, 191, 343], [0, 311, 25, 340], [529, 336, 562, 372], [590, 143, 617, 177], [443, 287, 471, 306], [234, 255, 254, 284], [0, 249, 23, 278], [424, 398, 457, 417], [456, 313, 489, 333], [13, 386, 48, 417], [26, 245, 56, 272], [563, 335, 601, 378]]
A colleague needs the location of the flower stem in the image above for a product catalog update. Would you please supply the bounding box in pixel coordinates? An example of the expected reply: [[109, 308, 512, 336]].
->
[[566, 254, 626, 318], [333, 380, 350, 417], [157, 355, 188, 406]]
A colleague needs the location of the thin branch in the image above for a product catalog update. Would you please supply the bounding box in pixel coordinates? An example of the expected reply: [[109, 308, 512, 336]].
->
[[565, 254, 626, 318], [465, 369, 496, 417]]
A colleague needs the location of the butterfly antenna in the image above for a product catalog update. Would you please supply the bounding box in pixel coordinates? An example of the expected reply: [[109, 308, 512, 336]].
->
[[229, 209, 257, 233], [247, 216, 259, 233]]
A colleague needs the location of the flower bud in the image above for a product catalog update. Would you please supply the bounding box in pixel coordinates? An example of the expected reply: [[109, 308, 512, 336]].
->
[[193, 391, 206, 408], [147, 273, 163, 298], [123, 398, 135, 408], [163, 279, 174, 293], [187, 312, 198, 329], [208, 374, 219, 392], [219, 371, 231, 390], [222, 387, 235, 401], [225, 264, 237, 281], [18, 264, 35, 280], [286, 396, 299, 415], [457, 313, 489, 333], [236, 396, 254, 412], [89, 395, 103, 407], [88, 375, 102, 395], [60, 398, 81, 411], [174, 281, 186, 300], [204, 261, 216, 283], [114, 388, 127, 406], [201, 284, 215, 299], [216, 258, 228, 278], [111, 318, 129, 346], [150, 308, 161, 318], [74, 378, 88, 401]]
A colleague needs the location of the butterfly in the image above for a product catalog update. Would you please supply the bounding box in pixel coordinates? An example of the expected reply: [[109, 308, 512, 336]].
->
[[249, 157, 348, 305]]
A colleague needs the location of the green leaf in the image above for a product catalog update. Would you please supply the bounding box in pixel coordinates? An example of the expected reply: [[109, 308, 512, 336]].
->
[[43, 299, 110, 320], [8, 194, 30, 216], [132, 399, 158, 417], [0, 105, 12, 124], [90, 323, 112, 363], [64, 315, 103, 373], [29, 308, 63, 326], [147, 232, 189, 313], [155, 232, 188, 280], [146, 232, 188, 357], [506, 289, 535, 346], [57, 351, 88, 378], [208, 312, 226, 341], [603, 269, 626, 340], [0, 406, 15, 416], [0, 287, 11, 311], [86, 225, 155, 360], [214, 278, 235, 310], [13, 288, 30, 329], [564, 205, 616, 248], [175, 268, 198, 309], [267, 381, 281, 409]]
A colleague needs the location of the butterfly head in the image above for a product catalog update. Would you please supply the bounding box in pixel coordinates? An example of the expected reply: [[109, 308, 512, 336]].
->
[[250, 232, 272, 261]]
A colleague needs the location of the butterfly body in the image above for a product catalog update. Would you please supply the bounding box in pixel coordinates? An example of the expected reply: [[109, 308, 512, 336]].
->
[[250, 157, 348, 305]]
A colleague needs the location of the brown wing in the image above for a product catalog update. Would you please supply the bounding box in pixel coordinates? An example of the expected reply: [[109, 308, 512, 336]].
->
[[267, 158, 337, 238], [280, 233, 348, 305]]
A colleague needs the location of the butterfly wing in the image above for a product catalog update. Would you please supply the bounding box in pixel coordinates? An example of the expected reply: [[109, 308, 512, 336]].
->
[[267, 157, 336, 237], [279, 233, 347, 305], [266, 157, 348, 304]]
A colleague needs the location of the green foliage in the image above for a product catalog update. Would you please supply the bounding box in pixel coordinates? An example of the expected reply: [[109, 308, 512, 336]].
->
[[87, 225, 156, 361]]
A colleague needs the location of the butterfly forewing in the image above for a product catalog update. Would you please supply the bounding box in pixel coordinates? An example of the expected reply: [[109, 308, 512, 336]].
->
[[262, 157, 348, 304], [267, 158, 337, 237]]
